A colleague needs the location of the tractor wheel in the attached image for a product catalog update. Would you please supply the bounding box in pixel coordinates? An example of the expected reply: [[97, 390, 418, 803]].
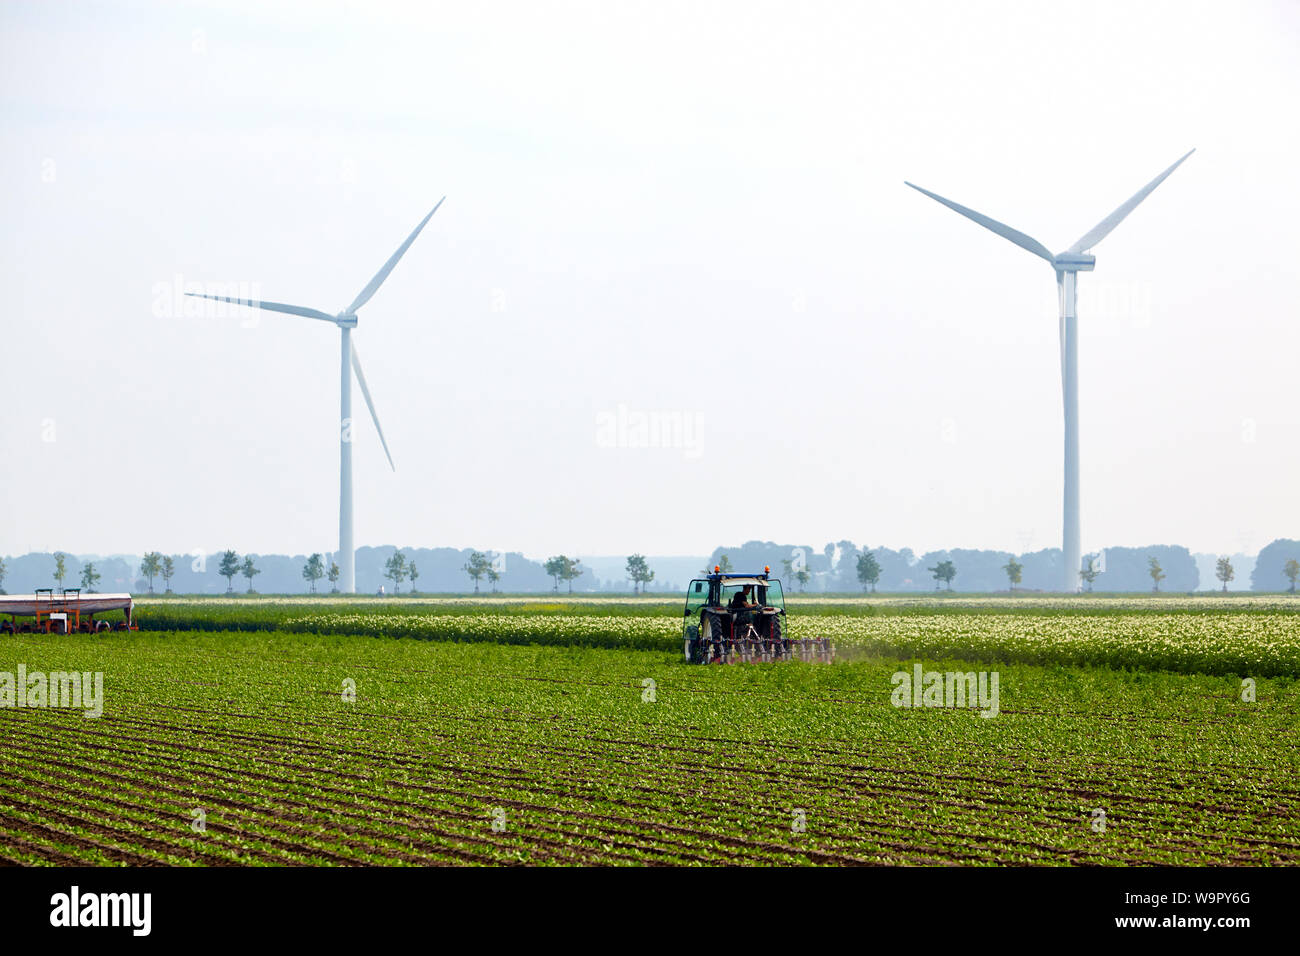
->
[[769, 616, 784, 660], [701, 614, 723, 663], [685, 624, 700, 663]]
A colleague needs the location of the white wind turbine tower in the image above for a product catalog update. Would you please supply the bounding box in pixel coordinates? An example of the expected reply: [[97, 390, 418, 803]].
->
[[906, 152, 1193, 592], [188, 198, 445, 593]]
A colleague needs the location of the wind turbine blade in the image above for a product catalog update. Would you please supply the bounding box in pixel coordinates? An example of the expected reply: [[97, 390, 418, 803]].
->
[[350, 342, 395, 471], [905, 181, 1055, 263], [345, 198, 445, 315], [1067, 149, 1194, 254], [184, 293, 337, 323]]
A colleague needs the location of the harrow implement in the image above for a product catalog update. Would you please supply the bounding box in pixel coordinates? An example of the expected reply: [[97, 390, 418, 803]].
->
[[694, 631, 835, 665]]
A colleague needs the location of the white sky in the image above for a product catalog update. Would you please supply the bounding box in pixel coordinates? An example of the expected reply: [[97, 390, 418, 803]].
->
[[1, 0, 1297, 561]]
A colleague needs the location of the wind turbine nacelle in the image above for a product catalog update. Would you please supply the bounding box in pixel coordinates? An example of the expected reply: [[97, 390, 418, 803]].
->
[[335, 313, 359, 328], [1052, 253, 1096, 272]]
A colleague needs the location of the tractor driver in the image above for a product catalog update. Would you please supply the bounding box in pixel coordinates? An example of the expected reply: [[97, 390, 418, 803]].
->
[[729, 585, 753, 610], [729, 586, 757, 635]]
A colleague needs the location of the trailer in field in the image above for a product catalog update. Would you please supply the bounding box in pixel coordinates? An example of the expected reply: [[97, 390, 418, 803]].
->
[[0, 590, 135, 633]]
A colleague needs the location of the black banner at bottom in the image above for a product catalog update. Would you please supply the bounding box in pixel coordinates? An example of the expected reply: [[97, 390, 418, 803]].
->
[[0, 865, 1286, 943]]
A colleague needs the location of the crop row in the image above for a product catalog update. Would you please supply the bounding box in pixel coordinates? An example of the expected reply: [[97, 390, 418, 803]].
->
[[819, 613, 1300, 677], [133, 592, 1300, 628], [131, 609, 1300, 676]]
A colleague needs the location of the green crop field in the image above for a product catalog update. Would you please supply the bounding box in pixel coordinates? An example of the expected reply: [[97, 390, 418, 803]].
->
[[2, 597, 1297, 865], [133, 595, 1300, 676]]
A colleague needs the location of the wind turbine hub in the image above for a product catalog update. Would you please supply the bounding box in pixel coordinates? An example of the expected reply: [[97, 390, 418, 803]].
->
[[1053, 253, 1096, 271], [335, 313, 359, 328]]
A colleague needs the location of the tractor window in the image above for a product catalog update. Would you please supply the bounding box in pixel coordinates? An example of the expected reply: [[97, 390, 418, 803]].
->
[[765, 580, 786, 611], [720, 584, 756, 607], [684, 580, 709, 617]]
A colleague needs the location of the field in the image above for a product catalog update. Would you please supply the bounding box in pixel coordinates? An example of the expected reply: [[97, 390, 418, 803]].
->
[[134, 594, 1300, 676], [1, 596, 1297, 865]]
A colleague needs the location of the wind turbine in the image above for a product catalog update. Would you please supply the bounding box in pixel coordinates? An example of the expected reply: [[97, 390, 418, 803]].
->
[[187, 198, 445, 593], [906, 151, 1192, 592]]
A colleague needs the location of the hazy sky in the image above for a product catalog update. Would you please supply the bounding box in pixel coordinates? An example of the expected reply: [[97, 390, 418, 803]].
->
[[2, 0, 1297, 561]]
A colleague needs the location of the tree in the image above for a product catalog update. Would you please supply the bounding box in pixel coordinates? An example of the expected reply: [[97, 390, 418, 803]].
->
[[1002, 558, 1023, 592], [463, 551, 491, 593], [408, 562, 419, 594], [80, 561, 100, 592], [1148, 556, 1165, 592], [140, 552, 162, 593], [544, 556, 565, 592], [0, 556, 6, 594], [625, 554, 655, 594], [54, 552, 67, 589], [1284, 559, 1300, 594], [486, 566, 500, 593], [1079, 555, 1100, 593], [702, 554, 733, 575], [559, 556, 584, 593], [928, 560, 956, 590], [219, 551, 240, 593], [384, 551, 408, 592], [1250, 539, 1300, 592], [856, 550, 881, 592], [327, 561, 340, 593], [1215, 556, 1235, 592], [303, 553, 325, 593], [161, 555, 175, 593], [795, 568, 811, 592], [241, 556, 260, 593]]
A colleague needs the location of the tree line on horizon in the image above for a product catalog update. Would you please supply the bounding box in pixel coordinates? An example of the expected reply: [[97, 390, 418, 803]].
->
[[2, 541, 1298, 596], [701, 540, 1300, 596]]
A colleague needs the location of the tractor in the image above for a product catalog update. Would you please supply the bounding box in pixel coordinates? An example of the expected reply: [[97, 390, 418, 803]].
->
[[682, 567, 834, 664]]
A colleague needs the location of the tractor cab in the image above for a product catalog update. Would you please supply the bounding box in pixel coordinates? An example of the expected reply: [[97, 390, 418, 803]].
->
[[684, 570, 786, 619]]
